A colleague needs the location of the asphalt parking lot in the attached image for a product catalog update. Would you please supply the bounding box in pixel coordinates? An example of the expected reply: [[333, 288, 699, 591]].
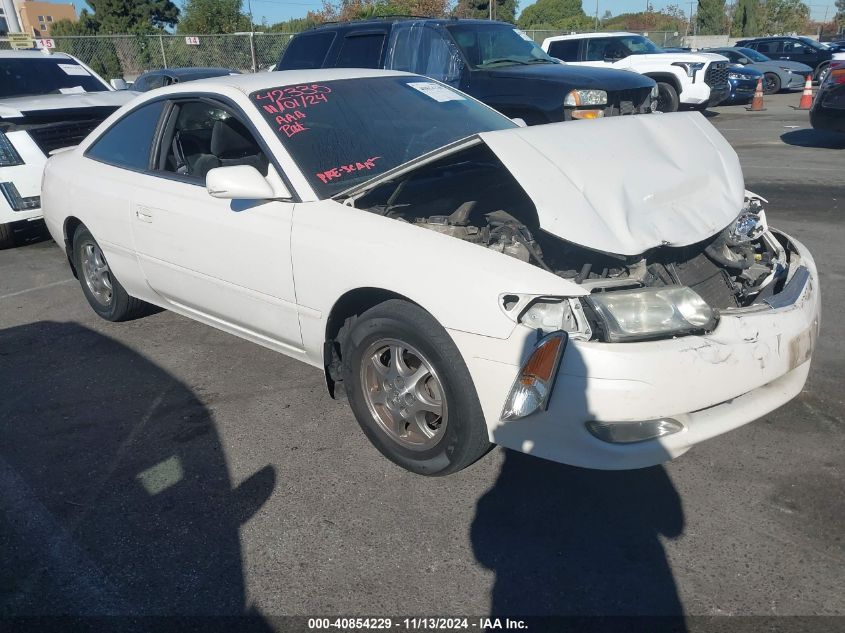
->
[[1, 91, 843, 622]]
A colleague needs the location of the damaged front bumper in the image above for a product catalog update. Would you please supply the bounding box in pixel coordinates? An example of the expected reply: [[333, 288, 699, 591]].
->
[[450, 231, 820, 470]]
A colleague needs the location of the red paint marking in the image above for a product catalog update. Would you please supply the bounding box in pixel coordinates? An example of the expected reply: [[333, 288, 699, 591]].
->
[[315, 157, 381, 184]]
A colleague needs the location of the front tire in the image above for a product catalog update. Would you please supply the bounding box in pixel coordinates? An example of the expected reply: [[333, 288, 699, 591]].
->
[[72, 225, 150, 321], [655, 81, 680, 112], [816, 64, 829, 85], [763, 72, 781, 94], [343, 299, 491, 476]]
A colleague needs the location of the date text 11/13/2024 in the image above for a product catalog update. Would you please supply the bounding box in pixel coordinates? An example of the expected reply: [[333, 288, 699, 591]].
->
[[307, 617, 529, 630]]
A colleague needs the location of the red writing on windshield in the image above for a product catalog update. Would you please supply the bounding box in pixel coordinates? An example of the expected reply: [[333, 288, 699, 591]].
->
[[275, 110, 307, 138], [255, 85, 331, 114], [316, 157, 381, 184]]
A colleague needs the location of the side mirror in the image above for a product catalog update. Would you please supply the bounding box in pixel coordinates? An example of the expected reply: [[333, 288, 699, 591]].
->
[[206, 165, 276, 200], [511, 117, 528, 128], [110, 78, 128, 90]]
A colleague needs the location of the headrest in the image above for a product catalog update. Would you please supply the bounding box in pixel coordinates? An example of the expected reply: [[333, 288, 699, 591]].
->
[[210, 118, 256, 157]]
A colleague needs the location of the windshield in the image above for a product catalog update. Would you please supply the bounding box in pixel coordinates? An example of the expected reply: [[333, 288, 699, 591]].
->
[[0, 58, 109, 99], [446, 24, 557, 68], [250, 76, 515, 198], [736, 47, 770, 62], [798, 37, 826, 50]]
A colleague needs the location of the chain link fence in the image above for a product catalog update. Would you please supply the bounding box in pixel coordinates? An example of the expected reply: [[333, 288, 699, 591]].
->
[[0, 29, 695, 81], [0, 33, 295, 80]]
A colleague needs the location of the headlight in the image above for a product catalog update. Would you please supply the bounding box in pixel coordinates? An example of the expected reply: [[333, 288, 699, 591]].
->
[[728, 72, 743, 80], [672, 61, 705, 78], [588, 286, 716, 342], [0, 131, 24, 167], [501, 331, 567, 421], [564, 89, 607, 107], [727, 199, 768, 245]]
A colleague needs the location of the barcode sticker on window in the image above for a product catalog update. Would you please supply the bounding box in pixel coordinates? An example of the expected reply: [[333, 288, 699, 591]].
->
[[407, 82, 465, 102], [58, 64, 91, 76]]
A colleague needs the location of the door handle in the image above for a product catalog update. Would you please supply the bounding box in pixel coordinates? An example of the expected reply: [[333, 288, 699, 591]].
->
[[135, 207, 153, 223]]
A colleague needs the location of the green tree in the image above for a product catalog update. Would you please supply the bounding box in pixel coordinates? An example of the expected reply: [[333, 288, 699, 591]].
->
[[453, 0, 518, 24], [86, 0, 179, 33], [178, 0, 250, 33], [696, 0, 727, 34], [731, 0, 761, 36], [762, 0, 810, 34], [516, 0, 586, 29], [50, 11, 124, 79]]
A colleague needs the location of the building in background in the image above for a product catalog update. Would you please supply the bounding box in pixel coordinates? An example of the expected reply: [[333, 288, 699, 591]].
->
[[14, 0, 76, 36]]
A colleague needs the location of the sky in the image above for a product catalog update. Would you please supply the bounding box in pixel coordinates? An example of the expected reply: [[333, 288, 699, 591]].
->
[[73, 0, 837, 29]]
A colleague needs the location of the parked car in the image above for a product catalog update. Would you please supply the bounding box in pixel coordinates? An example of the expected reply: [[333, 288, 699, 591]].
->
[[735, 36, 845, 84], [706, 46, 812, 94], [277, 19, 657, 124], [132, 67, 240, 92], [722, 64, 763, 104], [0, 50, 137, 249], [541, 32, 730, 112], [810, 61, 845, 133], [41, 70, 820, 475]]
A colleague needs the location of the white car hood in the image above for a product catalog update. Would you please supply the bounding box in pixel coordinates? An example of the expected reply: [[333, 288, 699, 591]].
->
[[0, 91, 137, 119], [635, 51, 728, 64], [479, 112, 745, 256]]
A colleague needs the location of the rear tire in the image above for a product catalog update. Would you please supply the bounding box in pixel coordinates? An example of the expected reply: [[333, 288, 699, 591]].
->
[[655, 81, 680, 112], [816, 64, 830, 84], [0, 222, 13, 249], [72, 225, 151, 322], [342, 299, 491, 476], [763, 72, 781, 94]]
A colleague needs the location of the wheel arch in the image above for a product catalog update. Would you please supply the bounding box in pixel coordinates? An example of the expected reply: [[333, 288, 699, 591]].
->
[[643, 72, 682, 94], [322, 287, 422, 399], [63, 216, 84, 278]]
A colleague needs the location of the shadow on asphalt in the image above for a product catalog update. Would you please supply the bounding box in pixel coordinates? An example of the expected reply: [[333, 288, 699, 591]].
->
[[781, 128, 845, 149], [0, 321, 275, 624], [471, 451, 685, 619]]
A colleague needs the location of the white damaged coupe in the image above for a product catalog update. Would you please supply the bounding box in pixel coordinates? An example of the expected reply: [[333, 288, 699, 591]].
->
[[42, 70, 820, 475]]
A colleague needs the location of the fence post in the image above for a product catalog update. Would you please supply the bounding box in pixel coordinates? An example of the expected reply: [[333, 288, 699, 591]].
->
[[159, 34, 167, 69], [249, 32, 257, 74]]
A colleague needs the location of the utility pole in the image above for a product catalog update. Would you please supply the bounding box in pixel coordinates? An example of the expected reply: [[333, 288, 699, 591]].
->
[[595, 0, 599, 30], [2, 0, 22, 33]]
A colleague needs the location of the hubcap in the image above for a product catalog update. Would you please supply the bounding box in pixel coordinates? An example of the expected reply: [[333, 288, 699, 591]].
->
[[764, 75, 777, 93], [81, 241, 113, 306], [360, 338, 447, 451]]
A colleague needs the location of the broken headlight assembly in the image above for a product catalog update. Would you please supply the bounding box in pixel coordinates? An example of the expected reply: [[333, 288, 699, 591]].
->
[[588, 286, 717, 342]]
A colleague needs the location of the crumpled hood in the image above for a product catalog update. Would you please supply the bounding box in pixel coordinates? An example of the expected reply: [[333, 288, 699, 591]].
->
[[0, 91, 138, 119], [479, 112, 745, 256]]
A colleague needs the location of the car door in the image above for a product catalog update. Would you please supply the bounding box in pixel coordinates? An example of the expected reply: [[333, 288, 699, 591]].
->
[[778, 40, 816, 67], [578, 37, 630, 69], [130, 97, 303, 353]]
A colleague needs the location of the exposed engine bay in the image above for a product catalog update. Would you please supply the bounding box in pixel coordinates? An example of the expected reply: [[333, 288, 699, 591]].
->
[[350, 144, 790, 340]]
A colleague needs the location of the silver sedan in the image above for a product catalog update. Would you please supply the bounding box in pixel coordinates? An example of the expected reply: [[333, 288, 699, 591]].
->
[[708, 47, 813, 94]]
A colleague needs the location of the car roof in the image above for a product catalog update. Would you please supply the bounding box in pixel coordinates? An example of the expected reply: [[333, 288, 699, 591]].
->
[[143, 67, 409, 97], [0, 50, 75, 60], [543, 32, 639, 42], [141, 67, 237, 78], [303, 17, 511, 32]]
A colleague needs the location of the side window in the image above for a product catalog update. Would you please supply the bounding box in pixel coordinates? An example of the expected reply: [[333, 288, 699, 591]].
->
[[335, 33, 386, 68], [585, 38, 613, 62], [157, 100, 269, 182], [386, 25, 463, 84], [278, 32, 336, 70], [782, 41, 803, 53], [86, 100, 166, 170], [145, 75, 168, 90], [723, 50, 740, 63], [547, 39, 579, 61]]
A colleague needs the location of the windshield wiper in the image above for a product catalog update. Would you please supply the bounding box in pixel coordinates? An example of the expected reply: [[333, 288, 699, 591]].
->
[[480, 57, 532, 66]]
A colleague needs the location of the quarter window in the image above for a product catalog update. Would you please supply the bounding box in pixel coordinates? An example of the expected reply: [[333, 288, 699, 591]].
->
[[278, 32, 336, 70], [86, 101, 166, 170]]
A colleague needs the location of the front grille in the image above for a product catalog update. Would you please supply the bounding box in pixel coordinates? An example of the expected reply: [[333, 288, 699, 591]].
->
[[705, 62, 729, 89], [27, 119, 105, 155], [606, 87, 652, 116]]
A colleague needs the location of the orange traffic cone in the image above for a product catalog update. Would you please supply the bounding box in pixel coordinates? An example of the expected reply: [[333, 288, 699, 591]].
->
[[796, 73, 813, 110], [747, 77, 766, 111]]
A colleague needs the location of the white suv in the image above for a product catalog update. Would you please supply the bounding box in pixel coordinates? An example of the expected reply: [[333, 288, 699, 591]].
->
[[0, 50, 136, 248], [542, 32, 730, 112]]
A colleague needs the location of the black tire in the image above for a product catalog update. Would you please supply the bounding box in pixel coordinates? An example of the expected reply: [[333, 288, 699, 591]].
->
[[342, 299, 491, 476], [0, 222, 14, 249], [72, 225, 151, 322], [816, 64, 829, 85], [763, 72, 781, 95], [655, 81, 680, 112]]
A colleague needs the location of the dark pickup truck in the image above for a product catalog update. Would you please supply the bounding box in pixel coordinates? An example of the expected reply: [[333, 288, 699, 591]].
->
[[277, 18, 657, 124]]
